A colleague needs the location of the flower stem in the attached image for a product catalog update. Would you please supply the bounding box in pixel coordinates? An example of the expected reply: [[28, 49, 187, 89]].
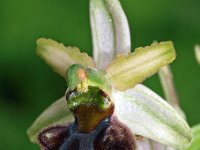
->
[[158, 65, 185, 118], [159, 66, 179, 106]]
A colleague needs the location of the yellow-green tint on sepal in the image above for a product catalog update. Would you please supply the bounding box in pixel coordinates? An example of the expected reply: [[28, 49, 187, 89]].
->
[[36, 38, 95, 78], [106, 41, 176, 91]]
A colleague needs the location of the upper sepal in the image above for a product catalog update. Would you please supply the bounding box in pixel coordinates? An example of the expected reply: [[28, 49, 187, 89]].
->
[[90, 0, 131, 69]]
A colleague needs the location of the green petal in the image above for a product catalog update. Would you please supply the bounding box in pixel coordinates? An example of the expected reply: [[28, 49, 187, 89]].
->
[[112, 84, 192, 149], [106, 41, 176, 91], [27, 97, 74, 144], [186, 124, 200, 150], [36, 38, 95, 78]]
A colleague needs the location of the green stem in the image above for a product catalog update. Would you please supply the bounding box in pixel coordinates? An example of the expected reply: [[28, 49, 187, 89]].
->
[[158, 66, 179, 106], [158, 65, 185, 118]]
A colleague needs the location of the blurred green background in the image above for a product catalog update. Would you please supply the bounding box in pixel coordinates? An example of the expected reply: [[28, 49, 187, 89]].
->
[[0, 0, 200, 149]]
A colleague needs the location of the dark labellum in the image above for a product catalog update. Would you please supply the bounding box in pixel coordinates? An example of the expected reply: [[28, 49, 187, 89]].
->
[[38, 125, 70, 150], [38, 116, 136, 150], [94, 116, 136, 150], [39, 87, 136, 150]]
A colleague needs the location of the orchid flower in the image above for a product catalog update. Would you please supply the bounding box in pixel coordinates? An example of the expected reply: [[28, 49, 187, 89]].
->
[[27, 0, 192, 149]]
